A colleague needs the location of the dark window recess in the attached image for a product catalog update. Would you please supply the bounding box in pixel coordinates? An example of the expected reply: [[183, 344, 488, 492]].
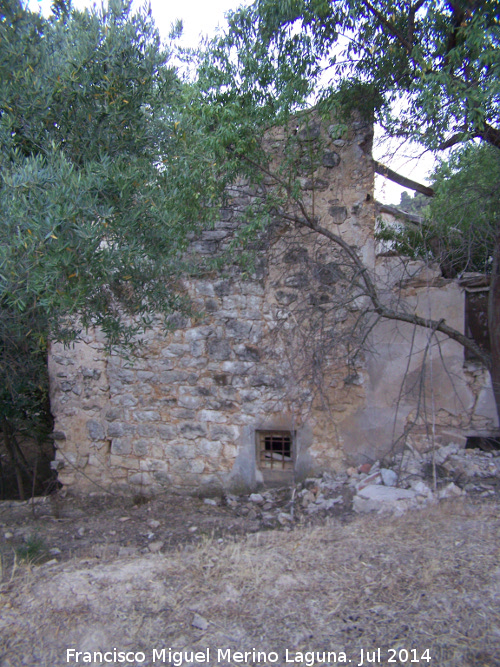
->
[[465, 436, 500, 452], [464, 291, 490, 361], [257, 431, 294, 471]]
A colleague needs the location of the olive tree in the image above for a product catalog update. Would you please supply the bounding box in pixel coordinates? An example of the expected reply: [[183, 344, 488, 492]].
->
[[0, 0, 221, 495]]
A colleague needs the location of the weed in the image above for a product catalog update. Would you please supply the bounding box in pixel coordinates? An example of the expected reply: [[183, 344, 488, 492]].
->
[[132, 493, 150, 506], [15, 535, 49, 564]]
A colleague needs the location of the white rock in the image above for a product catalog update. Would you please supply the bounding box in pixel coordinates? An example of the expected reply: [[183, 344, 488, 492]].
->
[[357, 485, 416, 501], [412, 480, 433, 496], [434, 444, 460, 465], [249, 493, 264, 503], [354, 484, 417, 514], [438, 482, 465, 499], [380, 468, 398, 487], [322, 496, 343, 509], [192, 613, 208, 631]]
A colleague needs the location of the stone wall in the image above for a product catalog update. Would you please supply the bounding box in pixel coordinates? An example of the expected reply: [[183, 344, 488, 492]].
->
[[49, 114, 498, 494]]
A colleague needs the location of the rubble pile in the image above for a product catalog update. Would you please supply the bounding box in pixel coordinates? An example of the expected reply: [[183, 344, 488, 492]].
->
[[225, 443, 500, 522]]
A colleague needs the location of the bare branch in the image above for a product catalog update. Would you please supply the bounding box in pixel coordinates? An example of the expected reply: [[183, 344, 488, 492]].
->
[[239, 147, 490, 370], [376, 202, 424, 226], [374, 160, 435, 196]]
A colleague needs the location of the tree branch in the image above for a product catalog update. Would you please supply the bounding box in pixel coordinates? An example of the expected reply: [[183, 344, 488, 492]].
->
[[407, 0, 426, 49], [239, 150, 489, 368], [478, 123, 500, 150], [438, 132, 466, 150], [361, 0, 413, 52], [376, 202, 424, 226], [373, 160, 435, 196]]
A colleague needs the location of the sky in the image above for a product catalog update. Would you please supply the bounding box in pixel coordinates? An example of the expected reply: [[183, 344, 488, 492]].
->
[[28, 0, 434, 205], [28, 0, 249, 46]]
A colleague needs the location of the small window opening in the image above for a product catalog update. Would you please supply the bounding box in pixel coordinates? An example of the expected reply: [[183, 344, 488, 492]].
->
[[257, 430, 294, 471], [465, 436, 500, 452]]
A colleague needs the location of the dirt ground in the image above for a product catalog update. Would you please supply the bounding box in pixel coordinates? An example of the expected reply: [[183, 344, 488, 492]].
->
[[0, 490, 499, 667]]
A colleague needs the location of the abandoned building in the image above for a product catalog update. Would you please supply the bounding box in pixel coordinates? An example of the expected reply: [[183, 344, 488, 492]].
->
[[48, 115, 498, 494]]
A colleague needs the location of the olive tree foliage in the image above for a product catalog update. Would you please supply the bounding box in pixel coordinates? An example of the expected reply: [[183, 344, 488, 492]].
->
[[192, 0, 500, 422], [0, 0, 223, 341], [0, 0, 222, 495]]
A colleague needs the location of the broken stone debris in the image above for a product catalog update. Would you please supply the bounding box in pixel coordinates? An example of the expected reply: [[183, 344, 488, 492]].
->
[[222, 443, 499, 522]]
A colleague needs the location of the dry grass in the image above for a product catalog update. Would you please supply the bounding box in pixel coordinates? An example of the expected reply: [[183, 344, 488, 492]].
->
[[0, 497, 499, 667]]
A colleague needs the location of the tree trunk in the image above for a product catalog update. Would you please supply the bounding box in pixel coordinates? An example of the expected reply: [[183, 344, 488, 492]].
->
[[488, 230, 500, 425], [2, 418, 25, 500]]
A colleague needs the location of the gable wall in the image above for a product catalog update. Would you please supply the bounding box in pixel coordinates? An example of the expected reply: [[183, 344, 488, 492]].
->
[[48, 115, 498, 494]]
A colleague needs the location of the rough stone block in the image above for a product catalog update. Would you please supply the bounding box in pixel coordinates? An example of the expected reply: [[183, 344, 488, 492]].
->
[[186, 459, 205, 474], [129, 472, 154, 486], [104, 408, 123, 422], [221, 361, 252, 374], [133, 440, 149, 457], [135, 424, 156, 438], [234, 345, 261, 361], [159, 371, 189, 383], [200, 440, 222, 457], [194, 282, 215, 297], [178, 395, 203, 409], [275, 290, 297, 306], [207, 339, 231, 361], [184, 326, 214, 342], [225, 320, 253, 339], [240, 283, 265, 296], [329, 206, 348, 223], [223, 444, 238, 458], [110, 394, 138, 407], [214, 281, 233, 297], [180, 422, 207, 439], [114, 368, 135, 383], [222, 295, 246, 310], [240, 389, 261, 402], [134, 411, 161, 422], [171, 444, 195, 459], [209, 424, 239, 441], [248, 373, 285, 388], [161, 344, 189, 357], [137, 371, 155, 381], [81, 367, 101, 379], [322, 151, 341, 168], [107, 422, 126, 438], [158, 424, 177, 440], [111, 438, 132, 456], [199, 410, 227, 423], [190, 340, 205, 357], [87, 420, 105, 441], [140, 458, 169, 472]]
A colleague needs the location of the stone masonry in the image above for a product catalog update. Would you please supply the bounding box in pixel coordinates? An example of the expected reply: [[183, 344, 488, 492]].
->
[[49, 113, 498, 494]]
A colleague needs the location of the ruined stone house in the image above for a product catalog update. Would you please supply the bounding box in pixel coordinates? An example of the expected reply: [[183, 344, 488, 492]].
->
[[48, 114, 498, 494]]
